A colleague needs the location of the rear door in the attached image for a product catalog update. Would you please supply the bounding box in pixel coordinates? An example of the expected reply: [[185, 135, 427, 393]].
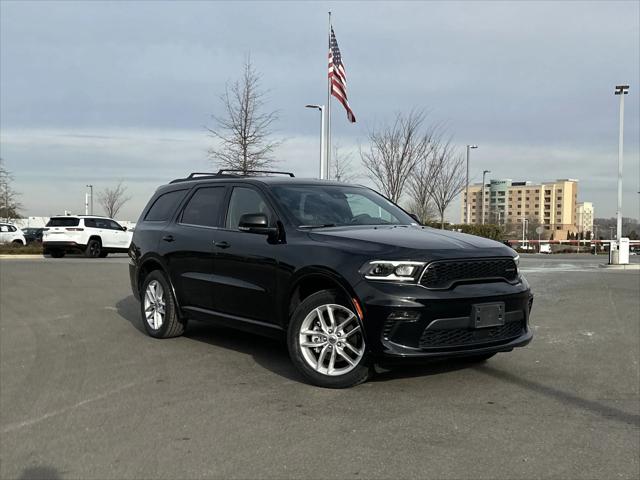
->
[[160, 185, 227, 312], [92, 218, 117, 247], [209, 185, 280, 324]]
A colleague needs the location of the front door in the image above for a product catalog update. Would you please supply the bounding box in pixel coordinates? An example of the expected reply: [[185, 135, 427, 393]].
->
[[211, 186, 280, 325]]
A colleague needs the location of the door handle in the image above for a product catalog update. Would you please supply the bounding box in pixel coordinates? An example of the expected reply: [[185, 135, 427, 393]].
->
[[162, 235, 174, 242], [214, 241, 230, 249]]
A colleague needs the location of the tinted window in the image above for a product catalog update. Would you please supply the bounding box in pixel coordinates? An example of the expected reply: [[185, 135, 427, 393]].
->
[[94, 219, 110, 229], [145, 190, 187, 222], [46, 218, 80, 227], [107, 220, 122, 230], [181, 187, 226, 227], [225, 187, 272, 229], [84, 219, 96, 228]]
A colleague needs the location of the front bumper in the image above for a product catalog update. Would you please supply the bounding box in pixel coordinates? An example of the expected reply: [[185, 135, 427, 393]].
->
[[354, 277, 533, 360]]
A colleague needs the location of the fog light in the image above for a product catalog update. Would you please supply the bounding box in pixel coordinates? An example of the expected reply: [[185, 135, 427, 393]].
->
[[387, 310, 421, 322]]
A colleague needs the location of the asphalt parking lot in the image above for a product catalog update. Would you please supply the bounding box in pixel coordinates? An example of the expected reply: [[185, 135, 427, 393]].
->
[[1, 254, 638, 479]]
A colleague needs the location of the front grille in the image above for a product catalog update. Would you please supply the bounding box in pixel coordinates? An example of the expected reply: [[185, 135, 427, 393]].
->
[[420, 258, 518, 289], [419, 321, 524, 349]]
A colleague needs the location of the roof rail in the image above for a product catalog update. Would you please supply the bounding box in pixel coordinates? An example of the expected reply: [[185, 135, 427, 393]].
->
[[216, 169, 295, 177], [170, 170, 295, 184]]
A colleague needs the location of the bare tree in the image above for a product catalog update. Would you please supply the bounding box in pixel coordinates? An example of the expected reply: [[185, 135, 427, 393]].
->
[[406, 135, 446, 223], [331, 144, 358, 183], [98, 181, 131, 219], [428, 144, 466, 229], [208, 57, 281, 173], [0, 158, 21, 220], [360, 110, 434, 203]]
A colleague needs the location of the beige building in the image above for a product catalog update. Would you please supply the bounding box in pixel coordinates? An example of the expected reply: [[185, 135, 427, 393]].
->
[[576, 202, 594, 234], [461, 179, 584, 240]]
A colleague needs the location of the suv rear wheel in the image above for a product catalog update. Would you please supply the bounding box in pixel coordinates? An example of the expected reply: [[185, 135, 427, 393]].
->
[[85, 238, 102, 258], [140, 270, 186, 338], [287, 290, 371, 388]]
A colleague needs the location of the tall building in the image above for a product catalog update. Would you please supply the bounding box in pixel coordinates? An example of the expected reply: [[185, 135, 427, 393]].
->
[[576, 202, 594, 234], [461, 179, 585, 240]]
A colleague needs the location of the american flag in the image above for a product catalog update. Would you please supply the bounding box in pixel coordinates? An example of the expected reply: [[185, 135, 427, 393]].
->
[[328, 27, 356, 123]]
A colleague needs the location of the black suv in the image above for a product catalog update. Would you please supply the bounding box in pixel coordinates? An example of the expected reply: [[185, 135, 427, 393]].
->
[[129, 171, 533, 388]]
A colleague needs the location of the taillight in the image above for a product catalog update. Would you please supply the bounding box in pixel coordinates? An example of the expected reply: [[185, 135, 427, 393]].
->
[[65, 228, 84, 231]]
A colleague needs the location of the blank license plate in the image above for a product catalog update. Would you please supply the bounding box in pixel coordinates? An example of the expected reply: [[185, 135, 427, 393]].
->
[[472, 303, 505, 328]]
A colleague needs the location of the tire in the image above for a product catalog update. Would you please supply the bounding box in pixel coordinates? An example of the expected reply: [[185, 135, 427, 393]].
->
[[140, 270, 186, 339], [287, 289, 371, 388], [85, 238, 102, 258], [11, 240, 24, 246], [50, 250, 66, 258], [99, 252, 109, 258]]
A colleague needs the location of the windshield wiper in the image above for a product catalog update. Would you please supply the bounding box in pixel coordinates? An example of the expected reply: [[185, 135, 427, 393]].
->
[[298, 224, 337, 229]]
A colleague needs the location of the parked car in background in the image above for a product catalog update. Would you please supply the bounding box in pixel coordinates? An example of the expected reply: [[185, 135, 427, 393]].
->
[[21, 227, 44, 244], [0, 223, 26, 246], [42, 215, 133, 258], [539, 243, 552, 254], [129, 171, 533, 388]]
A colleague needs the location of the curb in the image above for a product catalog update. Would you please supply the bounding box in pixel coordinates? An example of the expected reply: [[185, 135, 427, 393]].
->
[[599, 263, 640, 270], [0, 255, 45, 259]]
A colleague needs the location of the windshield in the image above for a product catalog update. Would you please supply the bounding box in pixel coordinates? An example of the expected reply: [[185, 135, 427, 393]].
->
[[271, 185, 415, 227]]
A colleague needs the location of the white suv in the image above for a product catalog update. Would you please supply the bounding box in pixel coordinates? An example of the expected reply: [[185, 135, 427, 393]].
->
[[0, 223, 26, 246], [42, 215, 133, 258]]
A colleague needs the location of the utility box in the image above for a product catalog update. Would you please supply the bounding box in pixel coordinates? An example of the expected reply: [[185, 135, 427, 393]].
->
[[609, 238, 630, 265], [619, 238, 630, 264]]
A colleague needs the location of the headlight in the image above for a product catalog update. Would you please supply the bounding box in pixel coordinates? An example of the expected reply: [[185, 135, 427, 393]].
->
[[513, 255, 520, 267], [363, 261, 426, 282]]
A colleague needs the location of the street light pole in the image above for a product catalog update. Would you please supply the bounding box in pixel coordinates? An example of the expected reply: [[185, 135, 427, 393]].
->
[[86, 184, 93, 215], [614, 85, 629, 245], [465, 144, 478, 224], [305, 105, 326, 179], [481, 169, 490, 225]]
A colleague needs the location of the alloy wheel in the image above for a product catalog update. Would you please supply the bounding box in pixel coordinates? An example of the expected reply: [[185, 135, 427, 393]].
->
[[298, 304, 365, 376], [144, 280, 166, 330]]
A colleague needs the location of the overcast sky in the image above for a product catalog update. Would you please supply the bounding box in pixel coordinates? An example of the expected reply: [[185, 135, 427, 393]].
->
[[1, 0, 639, 221]]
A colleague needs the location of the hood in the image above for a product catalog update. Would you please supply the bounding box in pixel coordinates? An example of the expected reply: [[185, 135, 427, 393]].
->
[[308, 225, 513, 261]]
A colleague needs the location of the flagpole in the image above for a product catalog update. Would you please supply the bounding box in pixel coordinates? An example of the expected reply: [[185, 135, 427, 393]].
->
[[325, 11, 332, 180]]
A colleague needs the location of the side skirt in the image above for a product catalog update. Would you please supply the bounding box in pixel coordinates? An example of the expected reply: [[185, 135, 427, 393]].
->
[[183, 306, 284, 340]]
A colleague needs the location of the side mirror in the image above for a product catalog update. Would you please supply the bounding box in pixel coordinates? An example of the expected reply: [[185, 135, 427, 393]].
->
[[238, 213, 277, 235], [121, 226, 128, 231]]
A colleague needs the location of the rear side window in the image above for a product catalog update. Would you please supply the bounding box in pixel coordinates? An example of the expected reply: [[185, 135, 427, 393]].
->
[[180, 187, 226, 227], [145, 190, 187, 222], [84, 219, 96, 228], [46, 218, 80, 227]]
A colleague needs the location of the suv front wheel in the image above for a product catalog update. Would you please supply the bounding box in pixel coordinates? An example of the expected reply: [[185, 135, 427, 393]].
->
[[287, 290, 371, 388]]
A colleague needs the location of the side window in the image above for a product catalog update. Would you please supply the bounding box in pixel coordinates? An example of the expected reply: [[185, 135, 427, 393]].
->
[[180, 187, 226, 228], [84, 219, 96, 228], [225, 187, 272, 230], [145, 190, 187, 222], [0, 226, 9, 232], [95, 219, 109, 229], [9, 226, 17, 232], [108, 220, 122, 230]]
